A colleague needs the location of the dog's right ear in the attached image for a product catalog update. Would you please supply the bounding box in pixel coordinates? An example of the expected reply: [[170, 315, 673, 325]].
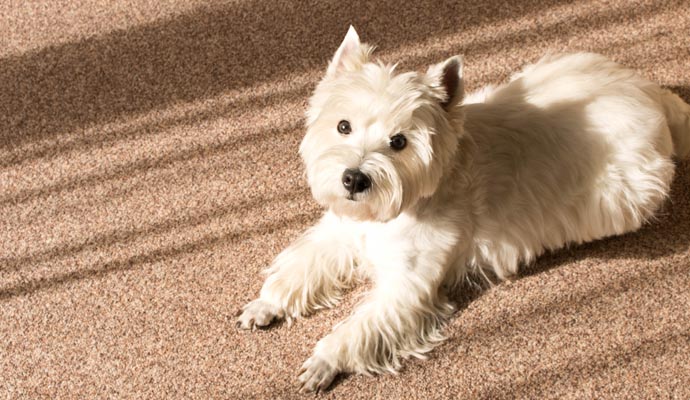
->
[[426, 56, 464, 111], [326, 26, 371, 77]]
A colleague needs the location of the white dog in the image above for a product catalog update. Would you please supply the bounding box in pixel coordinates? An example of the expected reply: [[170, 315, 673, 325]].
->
[[237, 26, 690, 392]]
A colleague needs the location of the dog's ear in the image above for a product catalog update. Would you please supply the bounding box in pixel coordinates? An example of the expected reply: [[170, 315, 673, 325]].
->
[[426, 56, 464, 111], [326, 26, 371, 77]]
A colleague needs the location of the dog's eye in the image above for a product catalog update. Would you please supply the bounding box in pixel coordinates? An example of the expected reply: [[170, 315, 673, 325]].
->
[[337, 120, 351, 135], [389, 133, 407, 151]]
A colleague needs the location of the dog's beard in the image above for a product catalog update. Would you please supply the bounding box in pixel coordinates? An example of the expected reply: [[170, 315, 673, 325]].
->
[[305, 147, 406, 222]]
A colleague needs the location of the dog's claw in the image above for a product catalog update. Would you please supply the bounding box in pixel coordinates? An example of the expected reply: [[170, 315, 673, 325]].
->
[[236, 299, 283, 330], [297, 380, 306, 394], [298, 355, 338, 393]]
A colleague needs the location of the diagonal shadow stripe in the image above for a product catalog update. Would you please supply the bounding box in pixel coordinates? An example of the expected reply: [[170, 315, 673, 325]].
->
[[1, 84, 312, 169], [0, 211, 316, 301], [0, 188, 308, 273], [3, 0, 673, 171], [0, 121, 303, 207], [475, 330, 690, 400], [1, 0, 573, 150], [453, 257, 688, 348], [393, 0, 682, 77]]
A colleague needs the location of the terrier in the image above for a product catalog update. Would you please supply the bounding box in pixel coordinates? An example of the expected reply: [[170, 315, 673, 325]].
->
[[237, 26, 690, 392]]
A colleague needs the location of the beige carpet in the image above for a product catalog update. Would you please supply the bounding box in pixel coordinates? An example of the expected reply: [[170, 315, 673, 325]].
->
[[1, 0, 689, 398]]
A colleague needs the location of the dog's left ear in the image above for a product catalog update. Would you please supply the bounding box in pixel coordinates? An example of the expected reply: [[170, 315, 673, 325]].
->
[[426, 56, 464, 111], [326, 26, 371, 77]]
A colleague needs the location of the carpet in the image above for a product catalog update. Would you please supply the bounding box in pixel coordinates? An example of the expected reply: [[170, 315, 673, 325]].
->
[[1, 0, 689, 398]]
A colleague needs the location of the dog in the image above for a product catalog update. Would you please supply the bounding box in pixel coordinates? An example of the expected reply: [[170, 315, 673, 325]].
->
[[237, 26, 690, 392]]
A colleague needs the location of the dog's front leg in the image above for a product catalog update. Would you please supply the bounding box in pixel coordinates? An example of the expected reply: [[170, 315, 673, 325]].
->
[[298, 224, 455, 392], [237, 212, 359, 330]]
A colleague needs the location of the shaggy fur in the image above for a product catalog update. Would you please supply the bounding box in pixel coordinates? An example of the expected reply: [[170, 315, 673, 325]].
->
[[237, 26, 690, 392]]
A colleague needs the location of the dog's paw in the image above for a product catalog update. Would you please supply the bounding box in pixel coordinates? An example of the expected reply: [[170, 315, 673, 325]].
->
[[298, 355, 339, 393], [236, 299, 283, 330]]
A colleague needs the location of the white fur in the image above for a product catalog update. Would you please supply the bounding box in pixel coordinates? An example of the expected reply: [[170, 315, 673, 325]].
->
[[237, 27, 690, 392]]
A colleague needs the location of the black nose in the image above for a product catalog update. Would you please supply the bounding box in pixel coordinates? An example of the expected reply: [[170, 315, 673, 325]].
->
[[342, 168, 371, 194]]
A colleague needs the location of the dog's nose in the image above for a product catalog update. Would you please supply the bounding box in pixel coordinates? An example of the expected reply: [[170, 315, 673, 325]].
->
[[342, 168, 371, 194]]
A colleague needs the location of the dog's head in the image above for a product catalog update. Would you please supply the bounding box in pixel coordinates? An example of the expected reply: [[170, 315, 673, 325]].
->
[[300, 26, 464, 222]]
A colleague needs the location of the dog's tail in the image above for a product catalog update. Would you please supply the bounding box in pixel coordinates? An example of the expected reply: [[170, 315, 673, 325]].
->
[[660, 88, 690, 158]]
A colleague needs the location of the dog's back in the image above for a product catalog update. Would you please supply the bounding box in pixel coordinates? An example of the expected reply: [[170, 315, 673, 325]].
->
[[464, 53, 685, 279]]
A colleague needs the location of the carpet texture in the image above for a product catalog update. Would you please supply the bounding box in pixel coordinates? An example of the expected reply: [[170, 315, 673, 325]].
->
[[1, 0, 689, 398]]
